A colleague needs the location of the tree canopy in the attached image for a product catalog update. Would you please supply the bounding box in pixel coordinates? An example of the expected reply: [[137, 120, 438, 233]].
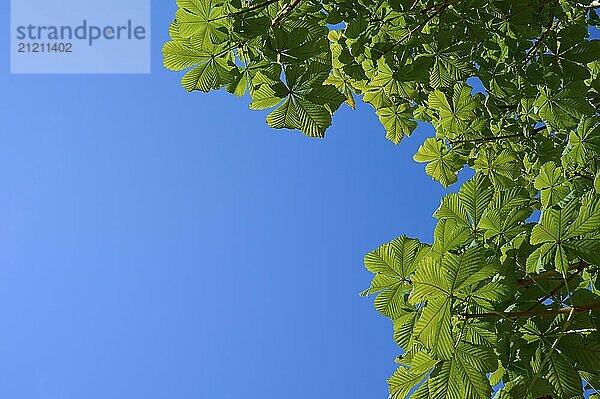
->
[[163, 1, 600, 398]]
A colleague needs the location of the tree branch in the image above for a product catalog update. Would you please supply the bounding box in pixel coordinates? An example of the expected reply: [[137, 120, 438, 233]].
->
[[237, 0, 281, 15], [449, 124, 547, 146], [449, 133, 525, 145], [523, 16, 557, 66], [420, 0, 451, 14], [213, 0, 281, 21], [574, 171, 594, 181], [516, 261, 590, 288], [271, 0, 302, 26], [381, 0, 454, 55], [525, 266, 584, 311], [460, 301, 600, 320]]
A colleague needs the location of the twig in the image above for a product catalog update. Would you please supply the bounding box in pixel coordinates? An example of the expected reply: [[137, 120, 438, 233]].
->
[[574, 171, 594, 181], [213, 0, 281, 21], [449, 133, 525, 145], [449, 124, 547, 146], [271, 0, 302, 26], [516, 261, 590, 288], [420, 0, 451, 14], [381, 0, 453, 55], [523, 16, 557, 66], [460, 301, 600, 320], [525, 267, 584, 311]]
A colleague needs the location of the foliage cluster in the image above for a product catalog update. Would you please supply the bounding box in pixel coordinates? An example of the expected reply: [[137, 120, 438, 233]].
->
[[163, 1, 600, 398]]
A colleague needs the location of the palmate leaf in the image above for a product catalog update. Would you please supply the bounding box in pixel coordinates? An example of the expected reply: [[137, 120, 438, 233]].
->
[[374, 281, 413, 318], [565, 193, 600, 238], [227, 61, 279, 97], [530, 199, 578, 251], [264, 86, 344, 137], [324, 71, 357, 109], [526, 242, 555, 274], [562, 117, 600, 166], [292, 97, 332, 138], [412, 248, 492, 303], [428, 84, 479, 136], [434, 193, 470, 228], [558, 333, 600, 373], [528, 196, 600, 273], [534, 161, 570, 208], [445, 248, 486, 293], [364, 236, 429, 278], [473, 149, 520, 188], [368, 58, 417, 103], [393, 312, 418, 348], [260, 62, 345, 137], [363, 236, 429, 318], [434, 174, 495, 234], [175, 0, 228, 46], [414, 138, 463, 187], [411, 257, 452, 303], [430, 219, 470, 258], [427, 344, 495, 399], [266, 97, 300, 131], [181, 57, 234, 92], [265, 25, 330, 64], [376, 103, 417, 144], [534, 85, 593, 130], [389, 352, 438, 399], [429, 49, 474, 89], [470, 281, 511, 308], [409, 247, 494, 359]]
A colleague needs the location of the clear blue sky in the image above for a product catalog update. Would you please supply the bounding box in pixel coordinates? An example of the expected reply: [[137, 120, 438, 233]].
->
[[0, 3, 456, 398]]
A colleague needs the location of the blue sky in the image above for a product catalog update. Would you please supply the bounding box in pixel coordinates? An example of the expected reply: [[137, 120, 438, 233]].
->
[[0, 2, 456, 399]]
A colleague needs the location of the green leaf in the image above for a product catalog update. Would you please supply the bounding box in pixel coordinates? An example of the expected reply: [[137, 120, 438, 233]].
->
[[534, 162, 570, 208], [389, 352, 438, 399], [413, 296, 454, 359], [181, 57, 233, 92], [363, 237, 429, 318], [473, 149, 520, 187], [565, 193, 600, 238], [163, 41, 211, 71], [458, 174, 493, 229], [434, 193, 470, 228], [414, 138, 463, 187], [428, 344, 494, 399], [563, 117, 600, 166], [429, 84, 478, 135], [175, 0, 228, 45], [293, 97, 332, 138], [376, 103, 417, 144], [431, 219, 470, 257], [545, 351, 584, 399], [266, 97, 299, 131]]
